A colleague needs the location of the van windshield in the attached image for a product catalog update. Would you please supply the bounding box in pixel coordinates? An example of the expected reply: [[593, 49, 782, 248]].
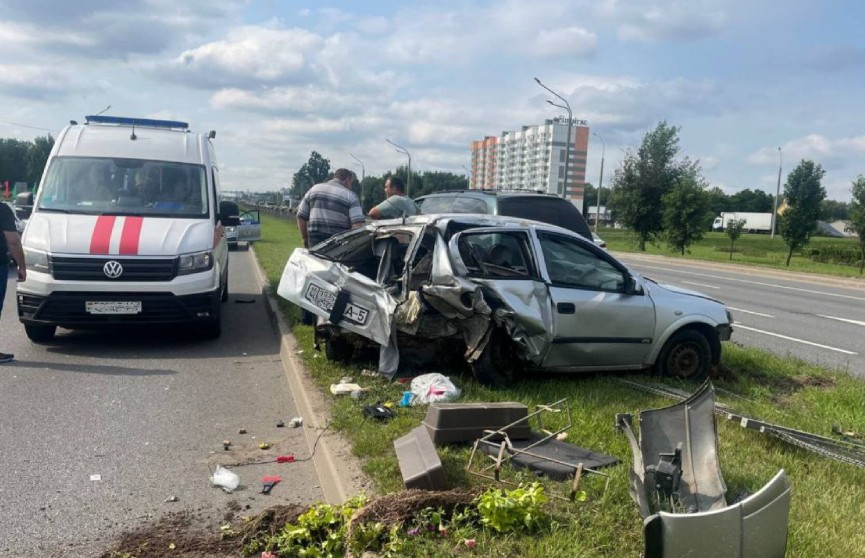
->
[[37, 157, 208, 218]]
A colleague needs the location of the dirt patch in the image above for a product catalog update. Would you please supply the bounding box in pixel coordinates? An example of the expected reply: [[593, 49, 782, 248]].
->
[[97, 512, 240, 558], [99, 504, 306, 558], [348, 488, 479, 533]]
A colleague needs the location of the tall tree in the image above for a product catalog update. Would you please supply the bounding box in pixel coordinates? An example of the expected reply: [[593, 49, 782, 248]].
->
[[779, 160, 826, 266], [662, 164, 710, 255], [291, 151, 331, 199], [609, 121, 684, 250], [820, 199, 849, 221], [26, 135, 54, 190], [728, 188, 774, 212], [849, 175, 865, 274], [0, 138, 31, 193]]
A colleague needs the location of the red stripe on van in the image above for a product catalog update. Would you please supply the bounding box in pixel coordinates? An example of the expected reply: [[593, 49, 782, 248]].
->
[[119, 217, 144, 255], [89, 216, 116, 254]]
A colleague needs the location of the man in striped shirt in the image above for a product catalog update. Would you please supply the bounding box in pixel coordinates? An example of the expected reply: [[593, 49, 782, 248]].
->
[[297, 168, 365, 248]]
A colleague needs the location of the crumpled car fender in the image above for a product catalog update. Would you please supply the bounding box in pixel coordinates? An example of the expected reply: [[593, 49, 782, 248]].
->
[[277, 248, 396, 346]]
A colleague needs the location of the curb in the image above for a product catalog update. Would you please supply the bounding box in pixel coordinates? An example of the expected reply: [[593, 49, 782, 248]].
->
[[249, 245, 370, 504]]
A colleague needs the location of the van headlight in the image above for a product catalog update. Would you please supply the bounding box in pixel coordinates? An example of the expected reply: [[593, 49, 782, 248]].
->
[[24, 247, 50, 274], [178, 250, 213, 275]]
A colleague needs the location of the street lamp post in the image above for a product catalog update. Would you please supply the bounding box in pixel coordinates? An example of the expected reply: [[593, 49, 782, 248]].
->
[[349, 152, 365, 207], [535, 77, 572, 199], [462, 165, 471, 188], [592, 132, 605, 233], [386, 139, 412, 197], [771, 147, 782, 239]]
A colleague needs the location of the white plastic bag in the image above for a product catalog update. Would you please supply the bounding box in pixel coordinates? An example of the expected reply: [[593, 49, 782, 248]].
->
[[210, 465, 240, 493], [409, 373, 461, 405]]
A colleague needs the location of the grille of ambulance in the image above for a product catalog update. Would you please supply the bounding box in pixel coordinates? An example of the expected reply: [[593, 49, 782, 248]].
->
[[18, 292, 216, 323], [50, 256, 177, 281]]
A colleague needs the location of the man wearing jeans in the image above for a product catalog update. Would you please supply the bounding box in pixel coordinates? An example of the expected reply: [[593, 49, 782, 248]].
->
[[1, 202, 26, 363]]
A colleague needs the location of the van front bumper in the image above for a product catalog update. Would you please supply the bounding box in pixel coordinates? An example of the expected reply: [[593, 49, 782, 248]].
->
[[17, 289, 220, 329]]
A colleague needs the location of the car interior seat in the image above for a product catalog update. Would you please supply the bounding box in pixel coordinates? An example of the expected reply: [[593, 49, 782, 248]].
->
[[486, 243, 515, 268]]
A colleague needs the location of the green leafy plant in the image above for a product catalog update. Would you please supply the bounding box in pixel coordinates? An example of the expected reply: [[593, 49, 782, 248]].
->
[[475, 483, 549, 533], [244, 495, 367, 557]]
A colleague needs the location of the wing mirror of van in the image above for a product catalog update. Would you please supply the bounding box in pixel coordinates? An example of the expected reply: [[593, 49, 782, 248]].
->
[[219, 200, 241, 227]]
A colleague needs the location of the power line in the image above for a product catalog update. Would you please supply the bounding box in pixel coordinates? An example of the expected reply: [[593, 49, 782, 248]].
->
[[0, 119, 60, 134]]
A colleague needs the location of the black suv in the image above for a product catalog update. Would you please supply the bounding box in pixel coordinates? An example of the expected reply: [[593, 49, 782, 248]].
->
[[415, 189, 593, 240]]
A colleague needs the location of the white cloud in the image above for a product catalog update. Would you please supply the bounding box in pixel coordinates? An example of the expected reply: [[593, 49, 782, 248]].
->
[[607, 0, 730, 42], [164, 26, 323, 87], [531, 27, 597, 57]]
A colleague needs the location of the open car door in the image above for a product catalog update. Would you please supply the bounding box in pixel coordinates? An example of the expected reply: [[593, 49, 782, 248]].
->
[[237, 210, 261, 243]]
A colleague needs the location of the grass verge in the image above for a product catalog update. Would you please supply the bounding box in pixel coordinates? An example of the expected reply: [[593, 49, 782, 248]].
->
[[255, 213, 865, 557]]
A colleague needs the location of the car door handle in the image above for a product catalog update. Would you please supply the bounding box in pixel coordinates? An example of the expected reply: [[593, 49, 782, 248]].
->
[[556, 302, 575, 314]]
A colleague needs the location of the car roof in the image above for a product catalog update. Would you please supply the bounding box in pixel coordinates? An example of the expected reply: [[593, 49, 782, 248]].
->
[[368, 213, 590, 239], [417, 189, 560, 199]]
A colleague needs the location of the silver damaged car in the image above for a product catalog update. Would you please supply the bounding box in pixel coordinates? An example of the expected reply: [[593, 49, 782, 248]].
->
[[277, 215, 733, 386]]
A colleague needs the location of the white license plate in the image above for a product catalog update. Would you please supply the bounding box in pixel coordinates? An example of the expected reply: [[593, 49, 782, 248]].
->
[[304, 284, 369, 326], [86, 301, 142, 315]]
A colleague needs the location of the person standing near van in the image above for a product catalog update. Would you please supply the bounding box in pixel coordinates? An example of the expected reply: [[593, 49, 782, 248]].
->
[[296, 168, 364, 248], [368, 176, 418, 220], [1, 202, 25, 362]]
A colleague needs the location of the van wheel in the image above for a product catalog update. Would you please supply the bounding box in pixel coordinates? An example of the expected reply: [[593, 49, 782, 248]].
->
[[201, 304, 222, 339], [25, 324, 56, 343], [655, 330, 711, 380], [470, 328, 517, 388], [221, 270, 229, 302]]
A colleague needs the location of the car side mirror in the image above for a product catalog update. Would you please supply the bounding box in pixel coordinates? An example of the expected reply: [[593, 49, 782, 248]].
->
[[220, 215, 240, 226], [624, 274, 642, 295]]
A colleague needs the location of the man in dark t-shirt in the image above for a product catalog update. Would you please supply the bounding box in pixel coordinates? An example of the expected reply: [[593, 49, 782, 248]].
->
[[1, 202, 26, 363]]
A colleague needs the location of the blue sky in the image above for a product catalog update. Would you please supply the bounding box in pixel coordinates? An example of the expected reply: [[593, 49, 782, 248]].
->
[[1, 0, 864, 201]]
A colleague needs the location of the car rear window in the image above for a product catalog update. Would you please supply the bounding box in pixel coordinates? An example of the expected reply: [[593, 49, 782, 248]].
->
[[498, 196, 592, 239], [418, 195, 489, 214]]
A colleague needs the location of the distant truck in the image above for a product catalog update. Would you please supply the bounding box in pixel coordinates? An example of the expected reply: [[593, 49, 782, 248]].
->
[[712, 212, 774, 233]]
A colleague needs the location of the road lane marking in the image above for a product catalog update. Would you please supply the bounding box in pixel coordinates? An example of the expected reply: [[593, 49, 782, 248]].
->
[[681, 281, 720, 289], [818, 315, 865, 328], [734, 324, 858, 355], [630, 263, 865, 303], [728, 307, 774, 318]]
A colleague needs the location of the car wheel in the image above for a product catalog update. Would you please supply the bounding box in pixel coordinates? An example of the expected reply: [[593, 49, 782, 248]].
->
[[656, 329, 711, 380], [470, 327, 518, 388], [25, 324, 56, 343], [325, 334, 353, 362]]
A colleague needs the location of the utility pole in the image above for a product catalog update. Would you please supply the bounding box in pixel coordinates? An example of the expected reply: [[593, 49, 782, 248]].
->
[[592, 132, 605, 232], [350, 153, 365, 208], [771, 147, 782, 239], [386, 139, 412, 197], [535, 77, 572, 200]]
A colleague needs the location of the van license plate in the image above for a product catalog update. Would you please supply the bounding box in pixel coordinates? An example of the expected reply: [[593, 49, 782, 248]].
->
[[86, 301, 142, 314]]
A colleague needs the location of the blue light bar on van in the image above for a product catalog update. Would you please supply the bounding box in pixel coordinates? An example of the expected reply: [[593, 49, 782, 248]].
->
[[84, 115, 189, 130]]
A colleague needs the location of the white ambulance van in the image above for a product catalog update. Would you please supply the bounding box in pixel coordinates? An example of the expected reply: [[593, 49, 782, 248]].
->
[[17, 115, 236, 342]]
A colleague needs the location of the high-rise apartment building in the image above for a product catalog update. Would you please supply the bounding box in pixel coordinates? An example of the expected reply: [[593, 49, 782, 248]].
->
[[469, 117, 589, 211]]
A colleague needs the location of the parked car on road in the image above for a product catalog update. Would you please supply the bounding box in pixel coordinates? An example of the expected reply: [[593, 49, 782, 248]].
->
[[222, 204, 261, 249], [415, 190, 593, 241], [592, 232, 607, 249], [277, 214, 733, 386]]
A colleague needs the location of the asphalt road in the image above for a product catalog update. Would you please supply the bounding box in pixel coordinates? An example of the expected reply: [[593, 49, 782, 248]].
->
[[0, 247, 323, 557], [617, 253, 865, 377]]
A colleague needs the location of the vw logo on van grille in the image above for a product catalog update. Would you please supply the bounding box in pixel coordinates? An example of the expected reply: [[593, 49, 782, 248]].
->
[[103, 260, 124, 279]]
